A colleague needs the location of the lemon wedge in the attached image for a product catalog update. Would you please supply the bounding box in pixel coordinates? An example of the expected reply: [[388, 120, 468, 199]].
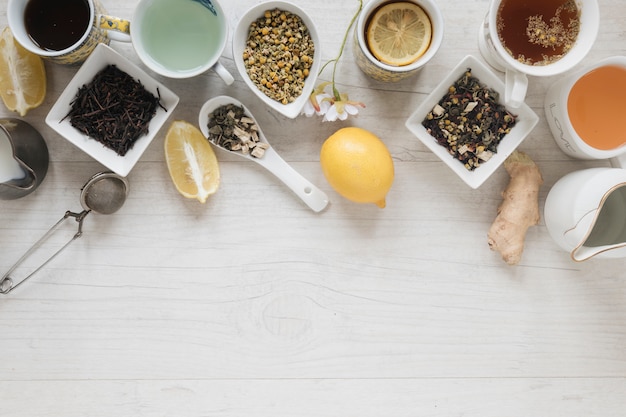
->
[[0, 27, 46, 116], [165, 120, 220, 203]]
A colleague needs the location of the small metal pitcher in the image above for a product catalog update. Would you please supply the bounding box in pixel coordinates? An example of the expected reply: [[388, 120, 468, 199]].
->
[[0, 118, 49, 200]]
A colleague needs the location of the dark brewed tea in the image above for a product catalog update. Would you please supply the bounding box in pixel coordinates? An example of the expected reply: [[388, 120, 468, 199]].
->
[[24, 0, 90, 51], [496, 0, 580, 66]]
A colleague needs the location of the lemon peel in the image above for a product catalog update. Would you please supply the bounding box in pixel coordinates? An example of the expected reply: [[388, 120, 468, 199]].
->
[[320, 127, 394, 208]]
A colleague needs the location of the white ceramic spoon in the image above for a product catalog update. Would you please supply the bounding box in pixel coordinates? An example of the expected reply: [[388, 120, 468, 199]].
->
[[198, 95, 329, 212]]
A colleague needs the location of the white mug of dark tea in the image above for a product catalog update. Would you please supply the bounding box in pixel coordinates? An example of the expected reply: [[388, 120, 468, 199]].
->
[[478, 0, 599, 109], [7, 0, 115, 65], [102, 0, 234, 83], [544, 56, 626, 167]]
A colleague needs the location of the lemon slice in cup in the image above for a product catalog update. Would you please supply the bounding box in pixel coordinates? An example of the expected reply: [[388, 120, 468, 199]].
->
[[366, 2, 432, 67]]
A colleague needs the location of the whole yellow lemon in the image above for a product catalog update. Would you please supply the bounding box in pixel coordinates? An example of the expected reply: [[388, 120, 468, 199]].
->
[[320, 127, 394, 208]]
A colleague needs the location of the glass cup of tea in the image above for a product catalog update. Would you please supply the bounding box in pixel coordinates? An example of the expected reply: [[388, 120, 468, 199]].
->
[[544, 56, 626, 168], [98, 0, 233, 83], [353, 0, 444, 82], [7, 0, 114, 65], [478, 0, 600, 108]]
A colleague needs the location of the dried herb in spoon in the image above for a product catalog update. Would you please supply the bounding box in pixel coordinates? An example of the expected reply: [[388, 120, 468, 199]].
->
[[63, 64, 165, 156], [206, 104, 269, 158]]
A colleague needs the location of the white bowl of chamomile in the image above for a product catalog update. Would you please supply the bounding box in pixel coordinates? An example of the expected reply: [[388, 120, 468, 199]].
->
[[233, 1, 321, 118]]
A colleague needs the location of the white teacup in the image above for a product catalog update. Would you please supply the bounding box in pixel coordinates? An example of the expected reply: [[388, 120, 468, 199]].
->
[[103, 0, 233, 83], [478, 0, 600, 108], [544, 56, 626, 167]]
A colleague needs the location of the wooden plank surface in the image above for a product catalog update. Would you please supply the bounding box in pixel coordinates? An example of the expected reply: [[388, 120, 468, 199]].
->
[[1, 0, 625, 415]]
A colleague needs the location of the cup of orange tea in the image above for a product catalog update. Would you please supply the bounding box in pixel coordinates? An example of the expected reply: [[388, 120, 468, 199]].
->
[[478, 0, 599, 109], [545, 56, 626, 164], [353, 0, 444, 82]]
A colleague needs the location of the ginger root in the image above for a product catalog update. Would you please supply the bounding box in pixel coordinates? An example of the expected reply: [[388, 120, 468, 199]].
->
[[487, 150, 543, 265]]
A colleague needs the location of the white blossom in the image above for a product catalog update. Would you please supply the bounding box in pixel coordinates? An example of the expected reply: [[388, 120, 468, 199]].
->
[[298, 1, 365, 122], [301, 92, 332, 117], [323, 100, 364, 122]]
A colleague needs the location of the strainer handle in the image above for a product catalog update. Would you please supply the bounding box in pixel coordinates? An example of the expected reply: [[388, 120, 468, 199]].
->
[[0, 210, 89, 295]]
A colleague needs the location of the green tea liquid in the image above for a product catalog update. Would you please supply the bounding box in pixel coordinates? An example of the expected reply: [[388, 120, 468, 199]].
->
[[140, 0, 224, 73]]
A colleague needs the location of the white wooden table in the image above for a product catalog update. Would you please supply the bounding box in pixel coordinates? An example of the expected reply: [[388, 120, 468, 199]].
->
[[1, 0, 625, 415]]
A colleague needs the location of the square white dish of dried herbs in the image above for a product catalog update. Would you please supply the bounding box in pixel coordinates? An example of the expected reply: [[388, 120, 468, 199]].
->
[[405, 55, 538, 189]]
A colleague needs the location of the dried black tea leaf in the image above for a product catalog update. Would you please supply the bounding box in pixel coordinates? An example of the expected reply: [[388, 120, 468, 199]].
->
[[63, 65, 165, 156]]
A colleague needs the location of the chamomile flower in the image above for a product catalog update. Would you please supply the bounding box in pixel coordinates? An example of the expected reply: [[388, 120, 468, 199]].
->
[[323, 94, 365, 122], [301, 0, 364, 121], [301, 82, 333, 117]]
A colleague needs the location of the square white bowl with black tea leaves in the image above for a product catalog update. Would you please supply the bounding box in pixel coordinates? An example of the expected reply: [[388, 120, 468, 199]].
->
[[46, 43, 180, 177], [405, 55, 539, 189]]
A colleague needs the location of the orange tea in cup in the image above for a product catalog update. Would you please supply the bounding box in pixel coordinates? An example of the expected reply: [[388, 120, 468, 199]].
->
[[567, 65, 626, 150]]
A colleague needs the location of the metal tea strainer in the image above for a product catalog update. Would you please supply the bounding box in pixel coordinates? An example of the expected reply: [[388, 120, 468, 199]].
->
[[0, 172, 129, 295]]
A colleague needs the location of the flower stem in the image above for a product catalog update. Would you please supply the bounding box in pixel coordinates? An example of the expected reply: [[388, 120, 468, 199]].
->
[[318, 0, 363, 100]]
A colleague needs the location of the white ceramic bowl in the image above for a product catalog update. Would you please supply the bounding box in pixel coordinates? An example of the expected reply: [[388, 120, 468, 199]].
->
[[45, 43, 179, 177], [405, 55, 539, 188], [233, 1, 321, 119]]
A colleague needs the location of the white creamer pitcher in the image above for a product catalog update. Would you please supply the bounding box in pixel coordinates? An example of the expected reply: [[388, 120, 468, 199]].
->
[[544, 167, 626, 261]]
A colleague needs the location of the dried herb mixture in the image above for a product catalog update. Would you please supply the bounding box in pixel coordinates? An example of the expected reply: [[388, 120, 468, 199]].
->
[[422, 69, 517, 170], [243, 9, 314, 105], [207, 104, 269, 159], [64, 65, 165, 156]]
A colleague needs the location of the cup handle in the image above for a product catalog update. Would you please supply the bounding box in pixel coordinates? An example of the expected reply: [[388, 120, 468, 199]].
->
[[99, 15, 132, 43], [504, 69, 528, 109], [609, 153, 626, 169], [213, 61, 234, 85]]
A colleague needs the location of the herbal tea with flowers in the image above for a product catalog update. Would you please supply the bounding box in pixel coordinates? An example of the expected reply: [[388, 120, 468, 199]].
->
[[301, 0, 365, 122]]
